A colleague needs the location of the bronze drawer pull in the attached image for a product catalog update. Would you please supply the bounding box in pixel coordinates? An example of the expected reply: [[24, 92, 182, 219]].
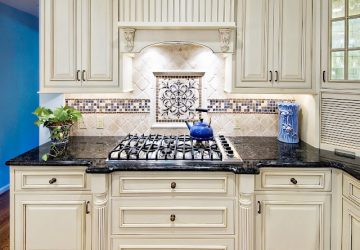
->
[[170, 214, 176, 222], [290, 178, 298, 185], [76, 70, 81, 81], [86, 201, 90, 214], [171, 182, 176, 189], [49, 178, 57, 184]]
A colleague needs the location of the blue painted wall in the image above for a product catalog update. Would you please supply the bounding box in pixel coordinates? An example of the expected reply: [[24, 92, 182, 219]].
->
[[0, 3, 39, 192]]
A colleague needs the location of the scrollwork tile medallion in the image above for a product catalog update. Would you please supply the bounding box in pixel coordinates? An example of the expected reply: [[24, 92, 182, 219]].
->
[[154, 72, 205, 123]]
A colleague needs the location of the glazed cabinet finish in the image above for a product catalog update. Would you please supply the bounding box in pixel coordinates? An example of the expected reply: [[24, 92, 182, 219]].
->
[[255, 194, 331, 250], [41, 0, 118, 91], [81, 0, 117, 87], [237, 0, 312, 89], [342, 174, 360, 250], [14, 194, 91, 250], [255, 168, 332, 250], [321, 0, 360, 90], [10, 167, 92, 250], [342, 199, 360, 250], [112, 238, 235, 250], [42, 0, 79, 86], [110, 172, 237, 250]]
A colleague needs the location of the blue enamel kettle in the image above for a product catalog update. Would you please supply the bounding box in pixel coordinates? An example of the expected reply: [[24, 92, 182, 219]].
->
[[185, 108, 214, 141]]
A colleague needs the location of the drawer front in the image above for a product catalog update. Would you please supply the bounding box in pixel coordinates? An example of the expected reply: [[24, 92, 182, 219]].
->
[[111, 198, 235, 235], [15, 170, 89, 191], [112, 238, 235, 250], [112, 172, 235, 196], [255, 169, 331, 191], [343, 174, 360, 206]]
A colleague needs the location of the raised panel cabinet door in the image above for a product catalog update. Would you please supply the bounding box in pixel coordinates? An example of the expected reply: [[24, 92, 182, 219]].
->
[[273, 0, 312, 88], [14, 194, 91, 250], [81, 0, 118, 87], [236, 0, 273, 88], [255, 194, 331, 250], [43, 0, 81, 87], [343, 199, 360, 250]]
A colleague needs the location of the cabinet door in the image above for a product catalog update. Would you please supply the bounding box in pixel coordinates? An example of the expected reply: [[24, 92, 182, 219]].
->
[[42, 0, 81, 87], [343, 198, 360, 250], [14, 194, 91, 250], [81, 0, 118, 87], [273, 0, 312, 88], [236, 0, 273, 88], [321, 0, 360, 89], [255, 194, 331, 250]]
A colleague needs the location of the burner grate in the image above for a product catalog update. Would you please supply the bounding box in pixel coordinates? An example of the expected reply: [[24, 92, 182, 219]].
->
[[108, 134, 223, 161]]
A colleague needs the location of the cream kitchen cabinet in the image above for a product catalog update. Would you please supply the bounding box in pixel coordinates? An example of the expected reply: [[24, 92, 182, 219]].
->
[[40, 0, 118, 92], [343, 199, 360, 250], [321, 0, 360, 90], [236, 0, 313, 90], [255, 168, 332, 250], [342, 174, 360, 250], [255, 194, 331, 250], [10, 167, 92, 250], [13, 194, 92, 250]]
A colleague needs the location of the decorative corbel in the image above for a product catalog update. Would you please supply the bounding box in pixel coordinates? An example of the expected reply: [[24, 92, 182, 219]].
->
[[123, 28, 136, 52], [219, 29, 231, 52]]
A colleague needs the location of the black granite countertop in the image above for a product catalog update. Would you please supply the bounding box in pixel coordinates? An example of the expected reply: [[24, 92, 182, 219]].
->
[[5, 136, 360, 180], [5, 136, 123, 168]]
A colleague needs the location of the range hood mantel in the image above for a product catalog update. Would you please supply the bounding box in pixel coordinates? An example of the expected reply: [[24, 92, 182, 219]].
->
[[119, 28, 235, 54], [118, 22, 236, 30]]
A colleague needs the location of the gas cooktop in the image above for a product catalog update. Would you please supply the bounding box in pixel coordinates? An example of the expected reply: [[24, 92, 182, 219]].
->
[[107, 134, 241, 162]]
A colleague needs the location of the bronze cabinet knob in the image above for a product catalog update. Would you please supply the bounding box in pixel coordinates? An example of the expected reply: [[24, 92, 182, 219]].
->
[[290, 178, 298, 185], [170, 214, 176, 222], [49, 178, 57, 184], [171, 182, 176, 189]]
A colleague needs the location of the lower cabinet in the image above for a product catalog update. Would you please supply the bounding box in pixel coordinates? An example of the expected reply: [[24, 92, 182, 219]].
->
[[14, 194, 92, 250], [342, 198, 360, 250], [112, 238, 235, 250], [255, 194, 331, 250]]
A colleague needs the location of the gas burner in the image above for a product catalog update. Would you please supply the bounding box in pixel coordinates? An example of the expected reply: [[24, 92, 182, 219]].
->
[[107, 134, 240, 162]]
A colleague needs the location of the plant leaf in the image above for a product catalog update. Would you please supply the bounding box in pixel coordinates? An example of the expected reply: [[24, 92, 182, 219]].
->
[[42, 154, 48, 161]]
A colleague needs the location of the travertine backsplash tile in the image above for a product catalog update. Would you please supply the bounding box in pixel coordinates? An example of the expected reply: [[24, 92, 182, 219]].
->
[[70, 113, 278, 137], [66, 44, 295, 137]]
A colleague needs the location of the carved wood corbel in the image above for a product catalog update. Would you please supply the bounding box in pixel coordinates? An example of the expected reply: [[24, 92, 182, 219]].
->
[[123, 28, 136, 52], [219, 29, 231, 52]]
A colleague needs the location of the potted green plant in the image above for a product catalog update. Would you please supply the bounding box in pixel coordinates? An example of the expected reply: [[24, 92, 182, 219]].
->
[[33, 106, 82, 160]]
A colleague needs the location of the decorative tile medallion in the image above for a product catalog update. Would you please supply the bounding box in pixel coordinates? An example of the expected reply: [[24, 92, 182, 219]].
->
[[65, 99, 150, 113], [154, 72, 204, 123], [207, 99, 294, 114]]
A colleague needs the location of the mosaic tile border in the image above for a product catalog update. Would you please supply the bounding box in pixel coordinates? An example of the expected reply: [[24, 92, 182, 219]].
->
[[207, 99, 294, 114], [65, 99, 151, 113]]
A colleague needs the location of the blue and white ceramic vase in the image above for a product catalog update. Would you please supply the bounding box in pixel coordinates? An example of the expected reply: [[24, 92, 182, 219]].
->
[[278, 103, 300, 144]]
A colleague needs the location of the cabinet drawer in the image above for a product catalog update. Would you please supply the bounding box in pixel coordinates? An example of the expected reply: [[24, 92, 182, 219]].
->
[[255, 169, 331, 191], [343, 174, 360, 206], [15, 169, 89, 191], [111, 198, 235, 235], [111, 172, 235, 196], [112, 238, 235, 250]]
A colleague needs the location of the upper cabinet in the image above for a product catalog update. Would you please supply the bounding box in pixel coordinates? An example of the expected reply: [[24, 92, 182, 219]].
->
[[236, 0, 313, 91], [322, 0, 360, 90], [40, 0, 118, 93]]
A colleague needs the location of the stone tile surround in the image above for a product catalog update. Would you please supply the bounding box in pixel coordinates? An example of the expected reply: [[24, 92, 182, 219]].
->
[[65, 44, 296, 137]]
